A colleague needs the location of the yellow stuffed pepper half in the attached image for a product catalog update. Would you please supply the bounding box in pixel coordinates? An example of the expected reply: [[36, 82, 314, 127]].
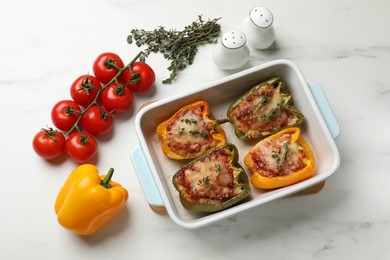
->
[[244, 127, 316, 189], [156, 100, 226, 160]]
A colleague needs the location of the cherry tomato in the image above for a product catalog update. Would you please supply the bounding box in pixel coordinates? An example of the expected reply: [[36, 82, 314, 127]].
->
[[100, 82, 133, 114], [32, 128, 66, 159], [81, 105, 113, 136], [70, 75, 102, 107], [51, 100, 82, 132], [121, 62, 155, 92], [65, 131, 97, 163], [93, 52, 125, 84]]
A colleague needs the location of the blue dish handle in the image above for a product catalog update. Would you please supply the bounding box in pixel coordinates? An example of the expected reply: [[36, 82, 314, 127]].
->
[[131, 146, 165, 207], [308, 83, 341, 139], [131, 83, 341, 207]]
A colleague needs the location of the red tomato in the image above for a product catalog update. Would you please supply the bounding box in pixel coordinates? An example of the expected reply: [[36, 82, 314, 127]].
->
[[65, 131, 97, 163], [93, 52, 125, 84], [100, 82, 133, 114], [51, 100, 82, 132], [81, 105, 113, 136], [70, 74, 102, 107], [121, 62, 155, 92], [32, 128, 66, 159]]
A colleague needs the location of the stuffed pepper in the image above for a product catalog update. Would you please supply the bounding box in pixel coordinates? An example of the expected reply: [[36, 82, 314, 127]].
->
[[227, 77, 304, 140], [156, 100, 226, 160], [172, 144, 250, 212], [244, 127, 316, 189]]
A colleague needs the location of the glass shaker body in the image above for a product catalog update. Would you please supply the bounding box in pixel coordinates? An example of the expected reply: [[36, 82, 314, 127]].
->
[[241, 6, 275, 50], [212, 30, 250, 70]]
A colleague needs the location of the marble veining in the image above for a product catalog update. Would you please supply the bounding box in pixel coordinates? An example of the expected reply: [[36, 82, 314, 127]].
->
[[1, 0, 389, 259]]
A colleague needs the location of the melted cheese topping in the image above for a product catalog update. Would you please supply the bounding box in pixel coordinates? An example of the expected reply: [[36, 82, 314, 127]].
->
[[176, 148, 238, 202], [165, 105, 217, 157], [231, 84, 300, 138], [250, 133, 306, 177]]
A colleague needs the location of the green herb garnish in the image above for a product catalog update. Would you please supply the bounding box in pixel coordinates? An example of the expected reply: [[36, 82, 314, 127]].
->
[[197, 165, 221, 189], [276, 142, 289, 168], [181, 118, 197, 125], [197, 176, 211, 189], [271, 142, 290, 168], [127, 15, 221, 84], [256, 95, 270, 111], [261, 98, 285, 121], [189, 130, 209, 138], [271, 150, 279, 159], [178, 127, 185, 135]]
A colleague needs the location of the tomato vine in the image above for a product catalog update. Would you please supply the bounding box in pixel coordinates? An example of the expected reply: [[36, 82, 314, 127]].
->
[[67, 51, 144, 135], [33, 50, 152, 163]]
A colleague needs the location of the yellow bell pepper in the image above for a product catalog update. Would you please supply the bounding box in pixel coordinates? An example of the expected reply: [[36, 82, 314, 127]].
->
[[244, 127, 316, 189], [55, 164, 128, 235], [156, 100, 226, 160]]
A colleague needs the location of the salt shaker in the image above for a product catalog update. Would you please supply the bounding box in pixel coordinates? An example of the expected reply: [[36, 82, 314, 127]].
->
[[241, 6, 275, 50], [212, 30, 250, 70]]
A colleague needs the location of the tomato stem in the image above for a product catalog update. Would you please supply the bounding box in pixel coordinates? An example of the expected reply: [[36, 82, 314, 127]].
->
[[114, 85, 126, 96], [81, 76, 101, 94], [43, 127, 59, 141], [104, 58, 122, 71], [65, 106, 81, 115], [80, 134, 90, 144], [128, 72, 141, 85]]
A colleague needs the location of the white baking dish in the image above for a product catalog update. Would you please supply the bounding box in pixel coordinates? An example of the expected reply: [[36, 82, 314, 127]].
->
[[131, 59, 341, 229]]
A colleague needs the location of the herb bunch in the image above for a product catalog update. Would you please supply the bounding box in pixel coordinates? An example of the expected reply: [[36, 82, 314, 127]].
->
[[127, 15, 221, 84]]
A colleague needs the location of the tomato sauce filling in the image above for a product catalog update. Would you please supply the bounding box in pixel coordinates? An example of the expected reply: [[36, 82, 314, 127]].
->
[[231, 84, 299, 138], [176, 148, 237, 203], [165, 104, 217, 157], [250, 132, 306, 177]]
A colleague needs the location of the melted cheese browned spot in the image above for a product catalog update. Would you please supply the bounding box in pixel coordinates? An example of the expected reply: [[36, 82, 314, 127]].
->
[[250, 132, 306, 177], [165, 104, 217, 157], [176, 149, 239, 202], [231, 84, 300, 138]]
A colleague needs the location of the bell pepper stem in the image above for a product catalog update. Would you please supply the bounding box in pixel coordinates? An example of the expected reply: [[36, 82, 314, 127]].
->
[[101, 168, 114, 189], [216, 118, 229, 125]]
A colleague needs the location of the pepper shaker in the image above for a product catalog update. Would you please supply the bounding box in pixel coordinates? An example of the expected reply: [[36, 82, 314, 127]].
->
[[241, 6, 275, 50], [212, 30, 250, 70]]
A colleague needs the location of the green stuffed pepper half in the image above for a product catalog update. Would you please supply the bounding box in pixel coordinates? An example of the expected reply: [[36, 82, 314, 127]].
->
[[227, 77, 305, 140], [172, 143, 250, 213]]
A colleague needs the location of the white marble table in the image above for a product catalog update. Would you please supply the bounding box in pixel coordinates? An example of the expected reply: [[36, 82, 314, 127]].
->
[[1, 0, 388, 259]]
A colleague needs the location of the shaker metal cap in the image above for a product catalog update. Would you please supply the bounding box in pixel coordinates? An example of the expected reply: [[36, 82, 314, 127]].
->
[[221, 30, 247, 49], [249, 6, 273, 28]]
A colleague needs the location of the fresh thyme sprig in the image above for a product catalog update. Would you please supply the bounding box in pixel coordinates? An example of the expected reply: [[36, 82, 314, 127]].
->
[[261, 98, 285, 121], [271, 142, 290, 169], [181, 118, 197, 125], [189, 130, 209, 138], [256, 95, 270, 111], [127, 15, 222, 84]]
